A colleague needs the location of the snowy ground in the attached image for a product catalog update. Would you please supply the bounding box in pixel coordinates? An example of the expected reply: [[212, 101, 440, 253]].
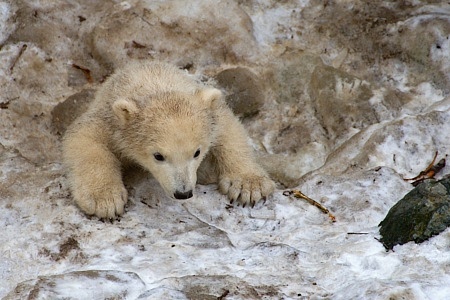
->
[[1, 0, 450, 299]]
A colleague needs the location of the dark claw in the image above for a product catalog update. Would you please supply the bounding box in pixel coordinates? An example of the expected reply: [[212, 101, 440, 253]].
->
[[230, 198, 234, 204], [99, 217, 117, 223], [251, 201, 256, 208], [242, 202, 247, 208]]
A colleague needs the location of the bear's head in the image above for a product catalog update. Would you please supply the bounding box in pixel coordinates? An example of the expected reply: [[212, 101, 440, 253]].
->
[[112, 88, 222, 200]]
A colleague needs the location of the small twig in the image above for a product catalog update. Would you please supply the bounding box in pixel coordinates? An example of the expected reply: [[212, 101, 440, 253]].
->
[[140, 199, 155, 209], [283, 190, 336, 222], [404, 151, 438, 181], [0, 96, 19, 109], [132, 40, 146, 48], [347, 232, 369, 235], [413, 158, 446, 186], [0, 100, 11, 109], [403, 151, 446, 186], [9, 44, 27, 73], [72, 63, 93, 83]]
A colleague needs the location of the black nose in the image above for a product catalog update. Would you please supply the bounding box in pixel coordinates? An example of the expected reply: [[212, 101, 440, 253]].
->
[[174, 190, 193, 199]]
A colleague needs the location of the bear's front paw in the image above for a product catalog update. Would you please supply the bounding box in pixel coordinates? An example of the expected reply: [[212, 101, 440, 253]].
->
[[74, 185, 128, 219], [219, 174, 275, 207]]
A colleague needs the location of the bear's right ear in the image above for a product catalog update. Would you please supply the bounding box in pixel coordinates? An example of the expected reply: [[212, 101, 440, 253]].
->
[[112, 99, 138, 125], [196, 88, 223, 109]]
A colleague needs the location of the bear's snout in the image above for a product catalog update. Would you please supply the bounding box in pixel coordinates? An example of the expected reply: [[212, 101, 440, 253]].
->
[[174, 190, 193, 200]]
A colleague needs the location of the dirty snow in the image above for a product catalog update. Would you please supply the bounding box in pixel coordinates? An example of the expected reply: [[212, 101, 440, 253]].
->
[[1, 0, 450, 299]]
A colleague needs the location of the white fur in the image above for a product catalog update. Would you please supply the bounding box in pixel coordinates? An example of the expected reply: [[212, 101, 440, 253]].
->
[[63, 61, 275, 218]]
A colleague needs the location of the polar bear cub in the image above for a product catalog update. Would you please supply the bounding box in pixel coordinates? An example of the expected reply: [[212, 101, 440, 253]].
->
[[63, 61, 275, 218]]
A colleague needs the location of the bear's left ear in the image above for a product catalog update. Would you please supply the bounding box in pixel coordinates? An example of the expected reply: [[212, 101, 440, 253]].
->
[[112, 99, 138, 125], [196, 88, 223, 109]]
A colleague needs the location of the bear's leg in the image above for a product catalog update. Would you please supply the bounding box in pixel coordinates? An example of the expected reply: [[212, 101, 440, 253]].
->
[[211, 107, 275, 207], [63, 126, 127, 218]]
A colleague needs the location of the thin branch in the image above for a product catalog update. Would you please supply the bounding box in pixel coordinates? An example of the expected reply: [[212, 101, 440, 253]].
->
[[283, 190, 336, 222], [72, 63, 93, 83], [404, 151, 438, 180], [403, 151, 446, 186], [9, 44, 27, 73]]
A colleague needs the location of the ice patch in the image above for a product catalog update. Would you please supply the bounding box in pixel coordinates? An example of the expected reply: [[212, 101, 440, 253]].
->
[[0, 2, 15, 45]]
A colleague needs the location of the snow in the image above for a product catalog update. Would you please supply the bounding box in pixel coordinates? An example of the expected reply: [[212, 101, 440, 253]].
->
[[0, 2, 14, 45], [4, 163, 450, 298], [1, 0, 450, 299]]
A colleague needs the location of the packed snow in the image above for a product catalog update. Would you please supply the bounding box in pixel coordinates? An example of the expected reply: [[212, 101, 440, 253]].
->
[[1, 0, 450, 299]]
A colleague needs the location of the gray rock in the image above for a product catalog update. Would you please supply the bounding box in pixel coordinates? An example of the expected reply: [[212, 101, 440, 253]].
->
[[51, 89, 95, 135], [214, 67, 264, 118], [379, 177, 450, 250]]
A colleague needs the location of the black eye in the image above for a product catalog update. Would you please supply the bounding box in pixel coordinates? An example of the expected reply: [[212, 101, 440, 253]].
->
[[194, 149, 201, 158], [154, 152, 165, 161]]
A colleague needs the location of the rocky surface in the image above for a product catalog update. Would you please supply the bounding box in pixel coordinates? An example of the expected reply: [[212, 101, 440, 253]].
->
[[214, 67, 265, 118], [379, 177, 450, 250], [1, 0, 450, 299]]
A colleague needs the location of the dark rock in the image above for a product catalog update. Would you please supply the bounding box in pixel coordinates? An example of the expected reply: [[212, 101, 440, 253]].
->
[[379, 177, 450, 250], [51, 89, 95, 135], [214, 67, 264, 118]]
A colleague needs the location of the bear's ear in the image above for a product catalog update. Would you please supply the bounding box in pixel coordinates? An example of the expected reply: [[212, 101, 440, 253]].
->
[[197, 88, 223, 109], [112, 99, 138, 125]]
